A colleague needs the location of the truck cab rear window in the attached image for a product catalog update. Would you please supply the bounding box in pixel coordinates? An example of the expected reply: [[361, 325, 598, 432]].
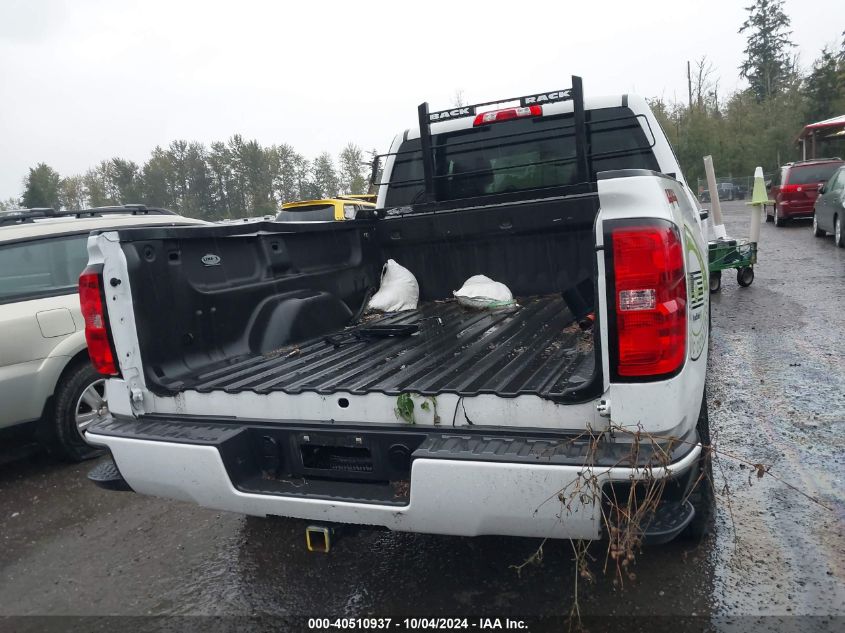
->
[[384, 106, 658, 207]]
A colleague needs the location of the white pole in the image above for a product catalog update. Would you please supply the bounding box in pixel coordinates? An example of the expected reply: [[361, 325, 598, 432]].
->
[[703, 155, 727, 239], [749, 166, 764, 243]]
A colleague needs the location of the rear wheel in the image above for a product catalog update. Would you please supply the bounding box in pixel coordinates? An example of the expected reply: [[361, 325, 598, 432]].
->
[[736, 267, 754, 287], [49, 361, 107, 462], [681, 396, 714, 542], [709, 270, 722, 293], [836, 215, 844, 248], [774, 205, 786, 227], [812, 213, 825, 237], [708, 294, 712, 335]]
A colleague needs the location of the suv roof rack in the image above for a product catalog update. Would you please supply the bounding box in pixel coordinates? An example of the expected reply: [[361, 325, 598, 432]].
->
[[789, 157, 843, 165], [0, 204, 177, 227]]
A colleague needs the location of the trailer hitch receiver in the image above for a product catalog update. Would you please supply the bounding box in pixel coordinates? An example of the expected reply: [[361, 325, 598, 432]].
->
[[305, 525, 333, 553]]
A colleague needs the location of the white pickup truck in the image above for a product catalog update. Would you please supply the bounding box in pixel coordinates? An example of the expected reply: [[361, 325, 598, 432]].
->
[[84, 77, 713, 547]]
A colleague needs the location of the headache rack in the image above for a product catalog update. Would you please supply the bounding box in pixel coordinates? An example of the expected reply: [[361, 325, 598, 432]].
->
[[0, 204, 177, 226], [370, 75, 595, 207]]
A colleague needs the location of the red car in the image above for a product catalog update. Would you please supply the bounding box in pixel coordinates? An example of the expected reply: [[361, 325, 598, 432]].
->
[[766, 158, 844, 226]]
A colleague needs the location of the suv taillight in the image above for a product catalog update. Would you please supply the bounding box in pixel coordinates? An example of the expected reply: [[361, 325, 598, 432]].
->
[[79, 267, 119, 376], [610, 223, 686, 378]]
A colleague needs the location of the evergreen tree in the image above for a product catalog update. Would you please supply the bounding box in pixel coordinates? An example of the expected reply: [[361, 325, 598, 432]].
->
[[83, 162, 113, 207], [239, 139, 276, 214], [270, 143, 304, 205], [110, 158, 144, 204], [207, 141, 234, 218], [739, 0, 796, 101], [166, 141, 212, 218], [22, 163, 62, 209], [311, 152, 339, 198], [338, 143, 367, 195], [59, 175, 86, 210], [805, 47, 844, 122], [295, 156, 317, 200], [0, 197, 22, 212], [183, 142, 213, 218], [225, 135, 249, 214], [142, 147, 174, 210]]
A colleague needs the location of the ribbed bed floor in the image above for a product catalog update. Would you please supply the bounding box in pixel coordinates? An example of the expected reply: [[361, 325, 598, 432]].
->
[[176, 295, 595, 399]]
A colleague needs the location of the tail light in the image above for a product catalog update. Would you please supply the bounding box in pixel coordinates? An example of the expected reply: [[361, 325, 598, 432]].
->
[[610, 223, 686, 378], [778, 184, 807, 200], [79, 267, 119, 376], [473, 105, 542, 126]]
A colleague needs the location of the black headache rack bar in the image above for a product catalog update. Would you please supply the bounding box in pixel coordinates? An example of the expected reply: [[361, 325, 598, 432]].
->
[[0, 204, 177, 226], [425, 88, 574, 124], [412, 75, 590, 204]]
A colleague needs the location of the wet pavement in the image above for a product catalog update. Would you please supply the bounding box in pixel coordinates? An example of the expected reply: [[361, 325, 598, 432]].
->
[[0, 201, 843, 628]]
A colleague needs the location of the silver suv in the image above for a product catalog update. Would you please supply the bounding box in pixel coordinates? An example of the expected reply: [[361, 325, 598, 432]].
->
[[0, 206, 204, 460]]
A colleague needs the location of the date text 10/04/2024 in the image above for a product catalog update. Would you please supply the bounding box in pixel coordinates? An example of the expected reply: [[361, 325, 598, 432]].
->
[[307, 618, 528, 630]]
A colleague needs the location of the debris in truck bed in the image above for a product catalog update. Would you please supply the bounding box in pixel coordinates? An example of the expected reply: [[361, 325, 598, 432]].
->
[[391, 480, 410, 499], [181, 295, 596, 399], [357, 312, 383, 324], [262, 344, 301, 359]]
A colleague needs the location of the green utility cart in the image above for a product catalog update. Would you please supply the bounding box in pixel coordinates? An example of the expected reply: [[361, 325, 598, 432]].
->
[[708, 238, 757, 292]]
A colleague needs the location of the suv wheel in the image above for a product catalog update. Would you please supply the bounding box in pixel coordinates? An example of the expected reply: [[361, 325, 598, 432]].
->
[[812, 213, 825, 237], [774, 205, 786, 227], [836, 215, 844, 248], [50, 361, 107, 461]]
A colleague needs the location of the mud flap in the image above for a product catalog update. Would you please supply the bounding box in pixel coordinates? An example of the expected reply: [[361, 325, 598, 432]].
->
[[641, 499, 695, 545], [88, 457, 133, 492]]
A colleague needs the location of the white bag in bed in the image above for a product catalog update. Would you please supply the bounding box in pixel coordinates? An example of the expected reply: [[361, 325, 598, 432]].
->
[[453, 275, 515, 309], [367, 259, 419, 312]]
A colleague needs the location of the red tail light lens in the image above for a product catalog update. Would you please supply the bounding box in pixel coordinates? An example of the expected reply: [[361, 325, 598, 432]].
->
[[473, 105, 542, 126], [611, 224, 686, 377], [79, 268, 118, 376], [778, 184, 808, 200]]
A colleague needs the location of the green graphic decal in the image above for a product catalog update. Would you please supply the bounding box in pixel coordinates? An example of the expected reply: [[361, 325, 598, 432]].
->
[[684, 225, 707, 361]]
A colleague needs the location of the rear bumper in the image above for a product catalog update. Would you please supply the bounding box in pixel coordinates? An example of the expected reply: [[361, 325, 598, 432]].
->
[[87, 416, 702, 540], [777, 200, 816, 218]]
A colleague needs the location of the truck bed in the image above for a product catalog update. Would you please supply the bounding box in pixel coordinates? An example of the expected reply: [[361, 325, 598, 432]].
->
[[167, 295, 595, 400]]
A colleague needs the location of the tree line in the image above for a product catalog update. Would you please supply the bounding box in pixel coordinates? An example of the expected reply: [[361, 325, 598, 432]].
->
[[5, 139, 373, 221], [3, 0, 844, 217], [651, 1, 845, 186]]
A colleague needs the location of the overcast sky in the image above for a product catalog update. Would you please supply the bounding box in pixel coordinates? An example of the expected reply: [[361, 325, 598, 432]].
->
[[1, 0, 843, 200]]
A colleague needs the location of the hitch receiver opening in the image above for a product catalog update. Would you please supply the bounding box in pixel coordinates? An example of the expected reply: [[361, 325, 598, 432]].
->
[[305, 525, 333, 553]]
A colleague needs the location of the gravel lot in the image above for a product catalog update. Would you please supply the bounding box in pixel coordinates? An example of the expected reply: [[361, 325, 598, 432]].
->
[[1, 201, 843, 630]]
